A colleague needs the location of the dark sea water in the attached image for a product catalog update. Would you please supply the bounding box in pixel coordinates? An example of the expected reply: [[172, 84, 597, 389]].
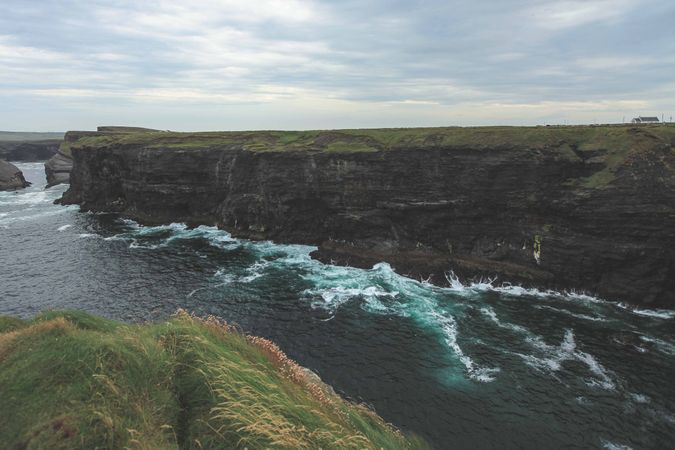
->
[[2, 162, 674, 449]]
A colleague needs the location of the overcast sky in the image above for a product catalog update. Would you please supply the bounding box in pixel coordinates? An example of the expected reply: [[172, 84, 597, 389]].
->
[[1, 0, 674, 131]]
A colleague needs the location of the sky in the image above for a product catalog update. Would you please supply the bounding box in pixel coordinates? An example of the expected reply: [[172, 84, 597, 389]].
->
[[1, 0, 674, 131]]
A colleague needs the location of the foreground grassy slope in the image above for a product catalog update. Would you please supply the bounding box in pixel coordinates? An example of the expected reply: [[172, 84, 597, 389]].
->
[[0, 311, 426, 450]]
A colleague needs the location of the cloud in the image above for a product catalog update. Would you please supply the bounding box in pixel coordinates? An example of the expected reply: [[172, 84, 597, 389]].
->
[[0, 0, 673, 130], [526, 0, 636, 30]]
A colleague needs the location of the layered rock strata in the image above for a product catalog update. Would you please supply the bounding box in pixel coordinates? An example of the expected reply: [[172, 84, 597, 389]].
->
[[60, 125, 675, 307]]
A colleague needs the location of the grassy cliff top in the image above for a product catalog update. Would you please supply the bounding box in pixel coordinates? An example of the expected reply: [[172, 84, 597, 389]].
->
[[63, 124, 675, 189], [0, 310, 426, 449], [66, 123, 675, 155]]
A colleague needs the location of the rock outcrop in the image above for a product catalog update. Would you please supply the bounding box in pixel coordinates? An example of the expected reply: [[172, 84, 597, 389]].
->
[[44, 150, 73, 187], [0, 160, 31, 190], [60, 125, 675, 307]]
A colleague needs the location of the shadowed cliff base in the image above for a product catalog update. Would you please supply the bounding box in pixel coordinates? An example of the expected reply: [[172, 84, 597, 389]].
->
[[0, 310, 427, 450], [59, 124, 675, 307]]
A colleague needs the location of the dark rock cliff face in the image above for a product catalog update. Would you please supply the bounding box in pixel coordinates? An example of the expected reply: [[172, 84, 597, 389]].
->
[[0, 160, 31, 190], [0, 140, 60, 161], [60, 126, 675, 307], [45, 128, 159, 187]]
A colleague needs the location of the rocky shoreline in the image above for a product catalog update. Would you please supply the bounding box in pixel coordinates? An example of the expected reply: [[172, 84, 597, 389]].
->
[[59, 125, 675, 307]]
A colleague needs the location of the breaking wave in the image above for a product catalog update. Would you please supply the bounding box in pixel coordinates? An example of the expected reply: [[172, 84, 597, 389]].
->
[[617, 303, 675, 320], [103, 218, 672, 392]]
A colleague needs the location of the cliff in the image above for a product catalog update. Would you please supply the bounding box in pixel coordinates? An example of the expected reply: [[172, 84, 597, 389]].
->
[[0, 310, 425, 449], [60, 124, 675, 307], [0, 131, 63, 162], [45, 128, 158, 187], [0, 159, 31, 190], [0, 139, 61, 161]]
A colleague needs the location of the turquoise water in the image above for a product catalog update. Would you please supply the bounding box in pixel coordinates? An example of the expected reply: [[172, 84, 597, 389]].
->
[[1, 163, 674, 449]]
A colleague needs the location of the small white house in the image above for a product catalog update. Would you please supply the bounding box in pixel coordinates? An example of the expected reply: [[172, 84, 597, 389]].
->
[[631, 116, 660, 124]]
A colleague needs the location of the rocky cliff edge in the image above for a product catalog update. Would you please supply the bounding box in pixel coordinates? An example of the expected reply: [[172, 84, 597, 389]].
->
[[59, 124, 675, 307]]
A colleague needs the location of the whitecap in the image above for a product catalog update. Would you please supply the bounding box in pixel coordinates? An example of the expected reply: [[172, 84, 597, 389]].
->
[[576, 396, 592, 406], [601, 440, 633, 450], [443, 271, 610, 307], [129, 241, 161, 250], [532, 304, 607, 322], [0, 190, 50, 206], [307, 286, 397, 311], [433, 311, 500, 382], [638, 335, 675, 356], [301, 263, 497, 381], [0, 206, 76, 225], [515, 329, 615, 390], [577, 350, 615, 390], [629, 393, 650, 404], [480, 306, 531, 334], [57, 224, 72, 232], [617, 303, 674, 319]]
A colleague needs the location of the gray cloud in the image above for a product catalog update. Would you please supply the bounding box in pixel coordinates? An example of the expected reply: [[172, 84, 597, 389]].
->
[[1, 0, 673, 130]]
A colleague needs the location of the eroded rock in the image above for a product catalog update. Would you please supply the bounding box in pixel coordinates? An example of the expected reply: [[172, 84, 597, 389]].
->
[[0, 160, 31, 190]]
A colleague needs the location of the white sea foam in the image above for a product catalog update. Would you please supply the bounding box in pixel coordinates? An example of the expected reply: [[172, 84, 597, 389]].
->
[[575, 396, 592, 406], [0, 206, 76, 225], [514, 329, 615, 390], [311, 286, 397, 309], [239, 261, 268, 283], [601, 441, 633, 450], [533, 304, 607, 322], [436, 312, 500, 382], [638, 335, 675, 356], [0, 190, 50, 206], [616, 303, 675, 319], [629, 393, 650, 404], [444, 271, 610, 307], [57, 224, 72, 232], [102, 219, 660, 390], [129, 241, 161, 249], [111, 222, 240, 252], [480, 306, 531, 335], [301, 263, 499, 381]]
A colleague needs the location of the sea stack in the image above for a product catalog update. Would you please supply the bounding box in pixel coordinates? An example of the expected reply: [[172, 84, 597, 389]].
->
[[0, 160, 31, 190]]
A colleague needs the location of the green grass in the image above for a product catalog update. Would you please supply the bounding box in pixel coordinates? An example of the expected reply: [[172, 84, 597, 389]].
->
[[57, 141, 73, 158], [63, 123, 675, 189], [68, 123, 675, 151], [0, 310, 427, 449]]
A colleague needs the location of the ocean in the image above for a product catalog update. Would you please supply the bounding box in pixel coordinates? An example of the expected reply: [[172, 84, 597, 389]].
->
[[1, 162, 674, 449]]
